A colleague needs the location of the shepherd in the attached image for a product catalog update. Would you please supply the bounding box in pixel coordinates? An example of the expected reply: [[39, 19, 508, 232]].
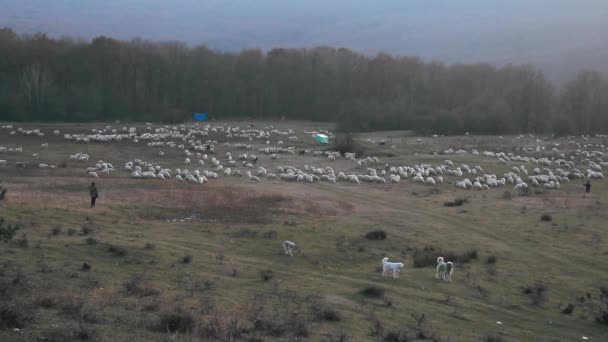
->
[[584, 180, 591, 193], [89, 182, 98, 208]]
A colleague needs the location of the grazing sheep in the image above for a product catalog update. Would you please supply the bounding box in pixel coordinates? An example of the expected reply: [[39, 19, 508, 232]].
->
[[282, 240, 296, 256], [382, 257, 404, 279], [88, 171, 99, 178]]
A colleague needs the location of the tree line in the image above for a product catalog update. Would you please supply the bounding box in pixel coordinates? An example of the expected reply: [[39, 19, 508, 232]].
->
[[0, 28, 607, 135]]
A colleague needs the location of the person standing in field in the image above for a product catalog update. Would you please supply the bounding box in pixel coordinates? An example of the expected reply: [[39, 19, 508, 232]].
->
[[584, 180, 591, 193], [89, 182, 98, 207]]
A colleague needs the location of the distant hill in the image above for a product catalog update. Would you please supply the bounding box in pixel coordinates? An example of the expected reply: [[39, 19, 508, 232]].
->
[[2, 0, 607, 82]]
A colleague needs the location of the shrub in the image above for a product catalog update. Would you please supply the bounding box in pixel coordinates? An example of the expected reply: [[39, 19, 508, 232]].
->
[[51, 227, 62, 236], [365, 230, 387, 240], [81, 262, 91, 271], [561, 303, 574, 315], [310, 302, 341, 322], [0, 302, 35, 329], [60, 296, 84, 319], [36, 297, 57, 308], [483, 333, 504, 342], [540, 213, 552, 222], [384, 330, 408, 342], [360, 286, 385, 298], [155, 307, 196, 333], [464, 249, 478, 260], [123, 275, 160, 297], [593, 286, 608, 325], [522, 282, 548, 306], [85, 238, 98, 245], [180, 255, 193, 264], [486, 255, 497, 264], [80, 226, 93, 235], [107, 244, 127, 257], [0, 218, 20, 243], [67, 228, 76, 236], [259, 270, 274, 282]]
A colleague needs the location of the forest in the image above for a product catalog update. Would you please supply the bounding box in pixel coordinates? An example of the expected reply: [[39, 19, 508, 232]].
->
[[1, 28, 607, 134]]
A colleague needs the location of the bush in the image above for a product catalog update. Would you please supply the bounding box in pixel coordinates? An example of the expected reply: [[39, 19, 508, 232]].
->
[[561, 303, 574, 315], [85, 238, 98, 245], [384, 330, 408, 342], [180, 255, 192, 264], [443, 198, 468, 207], [0, 302, 35, 329], [51, 227, 62, 236], [540, 214, 552, 222], [107, 244, 127, 257], [310, 302, 341, 322], [80, 226, 93, 235], [365, 230, 387, 240], [123, 274, 160, 297], [360, 286, 385, 299], [483, 333, 504, 342], [259, 270, 274, 282], [67, 228, 76, 236], [486, 255, 497, 264], [593, 286, 608, 325], [155, 307, 196, 333], [522, 282, 548, 306], [0, 218, 20, 243], [60, 296, 84, 319], [36, 297, 57, 308]]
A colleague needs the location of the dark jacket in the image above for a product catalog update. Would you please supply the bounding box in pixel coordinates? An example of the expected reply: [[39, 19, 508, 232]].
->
[[89, 185, 98, 198]]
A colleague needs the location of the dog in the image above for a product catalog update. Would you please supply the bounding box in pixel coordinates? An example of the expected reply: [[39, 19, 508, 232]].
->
[[436, 256, 454, 282], [382, 257, 405, 279], [282, 240, 296, 256]]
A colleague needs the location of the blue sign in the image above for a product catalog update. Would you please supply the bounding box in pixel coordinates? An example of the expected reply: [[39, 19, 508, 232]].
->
[[193, 113, 208, 121]]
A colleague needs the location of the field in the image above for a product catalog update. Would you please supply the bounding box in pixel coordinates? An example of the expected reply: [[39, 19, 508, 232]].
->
[[0, 121, 607, 342]]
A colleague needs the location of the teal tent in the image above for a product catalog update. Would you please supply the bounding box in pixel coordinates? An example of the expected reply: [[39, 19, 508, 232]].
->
[[315, 133, 329, 144]]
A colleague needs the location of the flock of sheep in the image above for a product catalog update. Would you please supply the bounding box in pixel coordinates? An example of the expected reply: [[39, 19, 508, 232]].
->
[[0, 123, 606, 196]]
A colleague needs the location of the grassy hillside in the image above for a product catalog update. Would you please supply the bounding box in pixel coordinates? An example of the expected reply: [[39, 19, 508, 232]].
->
[[0, 122, 607, 341]]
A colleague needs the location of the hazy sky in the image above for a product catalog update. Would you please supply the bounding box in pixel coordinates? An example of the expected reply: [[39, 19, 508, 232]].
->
[[2, 0, 607, 80]]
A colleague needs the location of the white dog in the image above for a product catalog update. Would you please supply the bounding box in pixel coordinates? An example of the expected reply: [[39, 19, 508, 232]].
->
[[435, 256, 454, 282], [382, 257, 404, 279], [282, 240, 296, 256]]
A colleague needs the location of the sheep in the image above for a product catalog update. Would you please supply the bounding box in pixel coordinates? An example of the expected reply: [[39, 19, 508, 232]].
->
[[381, 257, 404, 279], [282, 240, 296, 256], [436, 256, 454, 282], [88, 171, 99, 178], [246, 171, 260, 182]]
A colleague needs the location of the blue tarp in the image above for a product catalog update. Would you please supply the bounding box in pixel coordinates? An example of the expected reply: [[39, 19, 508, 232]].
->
[[193, 113, 208, 121]]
